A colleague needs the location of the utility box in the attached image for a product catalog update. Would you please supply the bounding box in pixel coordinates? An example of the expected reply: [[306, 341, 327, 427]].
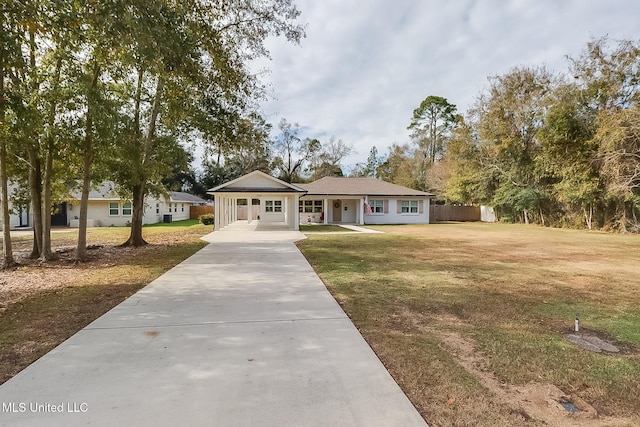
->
[[163, 214, 173, 223]]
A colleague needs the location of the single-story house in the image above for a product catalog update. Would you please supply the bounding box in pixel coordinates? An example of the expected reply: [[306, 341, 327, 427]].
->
[[297, 176, 433, 225], [208, 171, 306, 231], [63, 181, 210, 227], [1, 181, 210, 229], [208, 171, 434, 231]]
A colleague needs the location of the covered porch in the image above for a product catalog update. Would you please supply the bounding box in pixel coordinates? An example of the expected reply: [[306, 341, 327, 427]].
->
[[208, 171, 307, 231], [299, 197, 365, 225], [213, 192, 302, 231]]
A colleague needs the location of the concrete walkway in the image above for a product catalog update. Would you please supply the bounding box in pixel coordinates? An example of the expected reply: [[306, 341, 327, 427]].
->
[[336, 224, 384, 233], [300, 224, 385, 235], [0, 223, 426, 426]]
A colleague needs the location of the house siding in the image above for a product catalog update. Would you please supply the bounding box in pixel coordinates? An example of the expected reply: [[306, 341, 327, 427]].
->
[[67, 200, 135, 227], [66, 197, 194, 227], [0, 210, 22, 230], [227, 174, 285, 189], [298, 197, 431, 225], [259, 197, 286, 222], [364, 198, 430, 225]]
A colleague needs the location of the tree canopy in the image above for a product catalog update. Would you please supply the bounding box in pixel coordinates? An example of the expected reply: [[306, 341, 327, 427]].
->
[[441, 37, 640, 231], [1, 0, 306, 265]]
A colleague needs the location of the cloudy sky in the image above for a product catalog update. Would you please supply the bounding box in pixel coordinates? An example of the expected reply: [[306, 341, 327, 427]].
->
[[251, 0, 640, 171]]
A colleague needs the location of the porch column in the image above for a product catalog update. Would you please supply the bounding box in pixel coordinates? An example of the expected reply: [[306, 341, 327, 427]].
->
[[222, 197, 226, 228], [284, 196, 289, 226], [359, 197, 365, 225], [222, 197, 225, 227], [324, 198, 328, 224], [247, 199, 252, 224], [224, 196, 227, 227], [293, 194, 300, 230], [225, 197, 230, 227], [222, 196, 229, 227], [214, 194, 220, 231], [233, 198, 237, 222]]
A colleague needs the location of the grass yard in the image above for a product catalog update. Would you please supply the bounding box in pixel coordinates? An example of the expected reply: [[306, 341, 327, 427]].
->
[[0, 220, 210, 385], [297, 223, 640, 427]]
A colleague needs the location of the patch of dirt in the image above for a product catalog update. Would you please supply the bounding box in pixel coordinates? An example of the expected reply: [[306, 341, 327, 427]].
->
[[401, 308, 633, 427], [0, 245, 144, 312], [563, 328, 638, 356]]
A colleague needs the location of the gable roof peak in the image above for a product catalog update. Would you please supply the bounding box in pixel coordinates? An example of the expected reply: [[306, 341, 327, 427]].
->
[[208, 170, 306, 193]]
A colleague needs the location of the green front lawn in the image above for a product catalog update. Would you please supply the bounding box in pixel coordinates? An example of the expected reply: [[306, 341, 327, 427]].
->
[[297, 223, 640, 426], [143, 219, 201, 227]]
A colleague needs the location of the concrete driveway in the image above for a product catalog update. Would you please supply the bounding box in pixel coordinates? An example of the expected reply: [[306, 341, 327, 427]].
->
[[0, 223, 426, 426]]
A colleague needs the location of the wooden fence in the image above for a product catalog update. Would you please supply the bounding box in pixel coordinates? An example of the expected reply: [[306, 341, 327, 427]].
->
[[429, 205, 480, 222], [190, 205, 214, 219]]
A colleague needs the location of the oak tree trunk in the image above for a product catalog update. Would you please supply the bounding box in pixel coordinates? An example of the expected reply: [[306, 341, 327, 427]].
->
[[121, 183, 147, 247], [0, 58, 16, 268], [76, 62, 100, 262], [28, 149, 43, 258], [122, 75, 164, 247]]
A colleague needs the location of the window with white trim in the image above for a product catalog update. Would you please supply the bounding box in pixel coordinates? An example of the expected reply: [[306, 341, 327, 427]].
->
[[122, 202, 132, 216], [370, 199, 384, 214], [299, 200, 323, 213], [401, 200, 418, 213], [181, 203, 184, 212], [109, 202, 119, 216], [265, 200, 282, 213]]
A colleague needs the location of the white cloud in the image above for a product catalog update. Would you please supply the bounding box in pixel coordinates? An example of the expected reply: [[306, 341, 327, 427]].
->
[[252, 0, 640, 169]]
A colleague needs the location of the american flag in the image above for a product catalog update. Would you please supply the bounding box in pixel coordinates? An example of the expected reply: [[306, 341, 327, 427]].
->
[[364, 196, 373, 215]]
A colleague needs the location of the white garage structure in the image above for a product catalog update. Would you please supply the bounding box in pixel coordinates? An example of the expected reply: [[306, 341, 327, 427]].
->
[[208, 171, 307, 231]]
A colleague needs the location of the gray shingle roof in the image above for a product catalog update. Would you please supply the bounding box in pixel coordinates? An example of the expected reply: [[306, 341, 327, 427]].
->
[[68, 181, 120, 200], [168, 191, 209, 204], [66, 181, 208, 204], [296, 177, 433, 197]]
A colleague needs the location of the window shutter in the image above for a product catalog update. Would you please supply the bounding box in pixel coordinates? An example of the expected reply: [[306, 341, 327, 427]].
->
[[419, 200, 424, 214], [384, 200, 389, 214], [397, 200, 402, 214]]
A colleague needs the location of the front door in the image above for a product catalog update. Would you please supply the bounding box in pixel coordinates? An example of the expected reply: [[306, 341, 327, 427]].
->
[[51, 202, 68, 226], [332, 200, 342, 222], [19, 207, 29, 227]]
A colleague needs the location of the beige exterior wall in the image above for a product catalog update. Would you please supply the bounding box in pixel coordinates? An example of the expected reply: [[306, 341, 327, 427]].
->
[[67, 197, 194, 227], [258, 197, 286, 223], [67, 200, 134, 227], [0, 199, 30, 230], [227, 174, 283, 189]]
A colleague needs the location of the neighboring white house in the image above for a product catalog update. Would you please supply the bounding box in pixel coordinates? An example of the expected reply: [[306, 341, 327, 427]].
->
[[2, 180, 210, 229], [297, 176, 433, 225], [0, 182, 30, 231], [208, 171, 434, 231], [65, 182, 210, 227]]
